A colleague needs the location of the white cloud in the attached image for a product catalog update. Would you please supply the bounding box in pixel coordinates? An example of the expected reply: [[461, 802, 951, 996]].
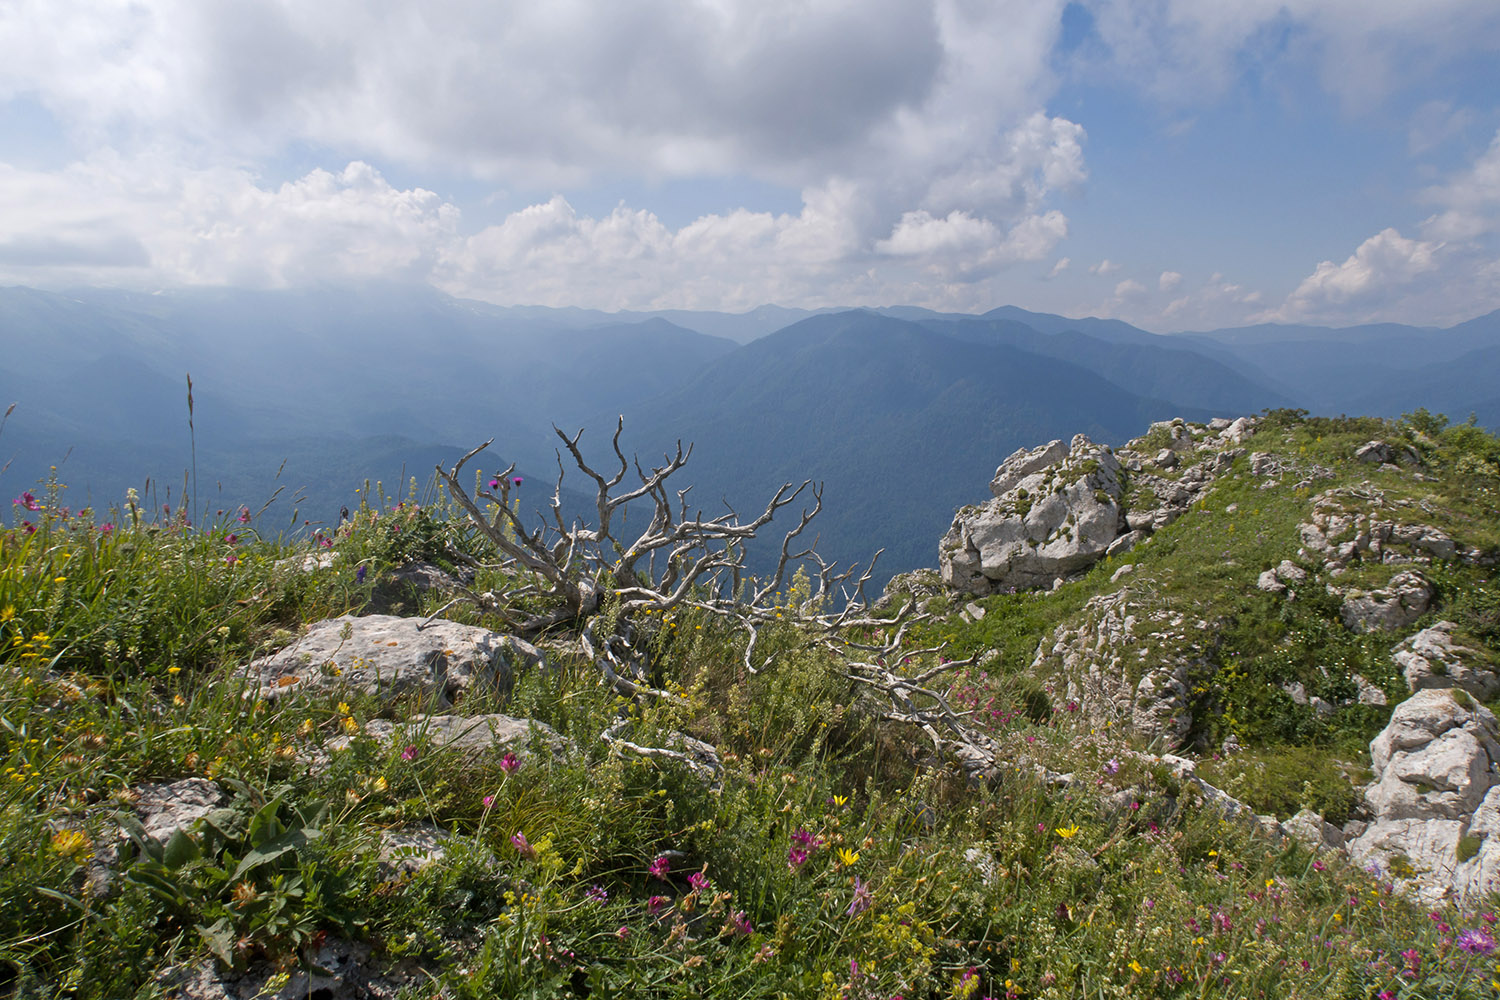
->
[[0, 1, 1091, 309], [1046, 256, 1071, 278], [1264, 228, 1445, 322], [1159, 270, 1183, 292], [1421, 129, 1500, 242], [1113, 278, 1146, 299], [1089, 258, 1120, 275]]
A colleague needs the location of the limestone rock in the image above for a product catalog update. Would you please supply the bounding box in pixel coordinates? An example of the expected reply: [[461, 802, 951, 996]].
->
[[339, 713, 571, 759], [158, 938, 428, 999], [133, 779, 226, 844], [245, 614, 545, 709], [1034, 591, 1201, 748], [1356, 440, 1393, 464], [1350, 688, 1500, 907], [378, 823, 454, 878], [365, 561, 467, 615], [1284, 809, 1344, 851], [1340, 570, 1433, 633], [1396, 621, 1500, 700], [940, 434, 1124, 594]]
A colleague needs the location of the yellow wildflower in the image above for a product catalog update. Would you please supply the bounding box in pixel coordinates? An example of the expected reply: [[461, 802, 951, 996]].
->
[[1128, 960, 1145, 975], [836, 847, 860, 867], [50, 829, 91, 859], [342, 716, 359, 734], [1055, 824, 1081, 839]]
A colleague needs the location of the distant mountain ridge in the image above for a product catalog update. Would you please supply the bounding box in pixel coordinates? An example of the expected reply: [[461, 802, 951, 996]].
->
[[2, 283, 1496, 582]]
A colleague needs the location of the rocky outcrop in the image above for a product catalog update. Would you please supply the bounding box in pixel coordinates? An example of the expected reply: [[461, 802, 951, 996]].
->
[[939, 418, 1255, 596], [334, 712, 571, 759], [245, 614, 545, 709], [1349, 688, 1500, 906], [1396, 622, 1500, 700], [1339, 570, 1434, 633], [940, 434, 1124, 594], [1029, 591, 1203, 749], [364, 561, 469, 615], [1297, 486, 1484, 575]]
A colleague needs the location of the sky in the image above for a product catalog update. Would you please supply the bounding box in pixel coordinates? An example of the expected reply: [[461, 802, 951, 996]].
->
[[1, 1, 1499, 332]]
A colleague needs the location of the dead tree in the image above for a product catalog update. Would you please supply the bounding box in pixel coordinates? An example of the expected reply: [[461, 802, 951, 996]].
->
[[435, 419, 1006, 780]]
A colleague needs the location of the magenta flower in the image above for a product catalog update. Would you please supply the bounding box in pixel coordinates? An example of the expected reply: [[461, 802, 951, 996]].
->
[[14, 491, 40, 511], [688, 870, 710, 892], [649, 856, 671, 880], [1458, 929, 1495, 955], [615, 925, 630, 940], [586, 884, 609, 903], [511, 832, 536, 860], [647, 895, 670, 915], [498, 752, 521, 774], [224, 533, 238, 545], [488, 478, 500, 489], [846, 876, 872, 917], [791, 828, 817, 847], [99, 523, 113, 535], [401, 745, 418, 761], [1103, 758, 1120, 775], [788, 847, 809, 869], [237, 507, 251, 523], [512, 476, 523, 486], [224, 552, 237, 567], [482, 794, 495, 809], [728, 911, 753, 935]]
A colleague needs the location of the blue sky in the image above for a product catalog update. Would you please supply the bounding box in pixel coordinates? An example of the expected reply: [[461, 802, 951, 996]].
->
[[1, 0, 1498, 331]]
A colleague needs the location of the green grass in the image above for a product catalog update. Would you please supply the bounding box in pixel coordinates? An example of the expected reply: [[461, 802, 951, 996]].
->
[[3, 414, 1500, 997]]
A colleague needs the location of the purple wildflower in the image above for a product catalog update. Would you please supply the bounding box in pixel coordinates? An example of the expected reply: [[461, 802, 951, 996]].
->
[[237, 507, 251, 523], [482, 794, 495, 808], [401, 745, 418, 761], [14, 492, 40, 511], [513, 476, 523, 486], [356, 565, 367, 583], [511, 832, 536, 860], [586, 884, 609, 903], [647, 895, 670, 915], [499, 752, 521, 774], [649, 856, 671, 880], [846, 876, 872, 917], [489, 478, 501, 489], [1458, 928, 1495, 955], [728, 911, 752, 935], [788, 847, 809, 869], [1103, 758, 1120, 775], [688, 870, 710, 892]]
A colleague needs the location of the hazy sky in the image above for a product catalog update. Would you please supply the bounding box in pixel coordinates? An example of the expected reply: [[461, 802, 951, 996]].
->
[[2, 1, 1499, 330]]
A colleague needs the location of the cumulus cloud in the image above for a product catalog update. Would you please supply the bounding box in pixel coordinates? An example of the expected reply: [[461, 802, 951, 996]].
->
[[1421, 129, 1500, 242], [1113, 278, 1146, 299], [1158, 270, 1183, 292], [1261, 133, 1500, 326], [0, 0, 1092, 308], [1263, 229, 1445, 322], [1089, 258, 1120, 274], [1046, 256, 1071, 278]]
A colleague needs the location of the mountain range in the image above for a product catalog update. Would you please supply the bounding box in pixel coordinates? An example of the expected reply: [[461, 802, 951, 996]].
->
[[3, 283, 1497, 583]]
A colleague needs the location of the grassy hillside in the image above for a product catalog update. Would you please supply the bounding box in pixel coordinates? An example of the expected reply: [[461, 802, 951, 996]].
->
[[2, 410, 1499, 998]]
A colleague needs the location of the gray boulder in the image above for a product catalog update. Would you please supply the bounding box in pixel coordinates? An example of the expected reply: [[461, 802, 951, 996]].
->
[[1339, 570, 1434, 633], [338, 712, 571, 759], [940, 434, 1124, 594], [245, 614, 545, 709], [1396, 621, 1500, 700], [1350, 688, 1500, 907]]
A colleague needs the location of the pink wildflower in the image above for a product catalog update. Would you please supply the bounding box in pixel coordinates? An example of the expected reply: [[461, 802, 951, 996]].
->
[[401, 745, 418, 761], [498, 752, 521, 774], [649, 856, 671, 880], [511, 832, 536, 860]]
